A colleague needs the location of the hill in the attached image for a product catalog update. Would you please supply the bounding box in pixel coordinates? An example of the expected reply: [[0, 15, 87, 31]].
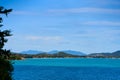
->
[[10, 52, 81, 59], [48, 50, 86, 55], [20, 50, 86, 56], [88, 50, 120, 58], [10, 50, 120, 60]]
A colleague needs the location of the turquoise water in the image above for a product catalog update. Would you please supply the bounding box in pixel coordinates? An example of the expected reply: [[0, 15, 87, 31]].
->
[[13, 58, 120, 80]]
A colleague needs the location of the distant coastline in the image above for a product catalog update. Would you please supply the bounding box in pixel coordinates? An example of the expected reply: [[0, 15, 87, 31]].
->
[[10, 50, 120, 60]]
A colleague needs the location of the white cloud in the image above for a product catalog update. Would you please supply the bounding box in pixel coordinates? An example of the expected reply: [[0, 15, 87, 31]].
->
[[26, 36, 40, 40], [25, 36, 63, 41], [47, 7, 120, 14], [73, 29, 120, 41], [83, 21, 120, 26]]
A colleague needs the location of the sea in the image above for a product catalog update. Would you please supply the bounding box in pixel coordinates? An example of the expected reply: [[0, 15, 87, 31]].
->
[[13, 58, 120, 80]]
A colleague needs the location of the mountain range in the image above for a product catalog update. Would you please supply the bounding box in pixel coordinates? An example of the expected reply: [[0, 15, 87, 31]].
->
[[88, 50, 120, 57], [21, 50, 86, 56], [20, 50, 120, 58], [11, 50, 120, 60]]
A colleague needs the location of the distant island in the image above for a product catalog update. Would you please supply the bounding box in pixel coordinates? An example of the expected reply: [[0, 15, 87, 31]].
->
[[9, 50, 120, 60], [10, 52, 81, 60]]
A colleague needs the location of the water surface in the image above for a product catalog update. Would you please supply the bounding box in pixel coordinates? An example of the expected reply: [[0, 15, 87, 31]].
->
[[13, 58, 120, 80]]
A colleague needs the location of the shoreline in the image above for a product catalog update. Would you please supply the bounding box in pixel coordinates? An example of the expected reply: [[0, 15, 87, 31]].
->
[[21, 57, 120, 60]]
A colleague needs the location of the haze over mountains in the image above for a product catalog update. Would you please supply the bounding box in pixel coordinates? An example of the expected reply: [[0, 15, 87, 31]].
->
[[21, 50, 45, 54], [20, 50, 120, 57], [11, 50, 120, 60], [21, 50, 86, 56]]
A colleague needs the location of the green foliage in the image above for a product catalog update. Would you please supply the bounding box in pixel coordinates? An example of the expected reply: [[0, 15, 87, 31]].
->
[[11, 52, 81, 58], [0, 6, 13, 80], [0, 59, 13, 80]]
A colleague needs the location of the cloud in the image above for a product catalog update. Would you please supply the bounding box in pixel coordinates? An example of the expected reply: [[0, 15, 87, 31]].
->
[[47, 7, 120, 14], [25, 36, 63, 41], [82, 21, 120, 26], [74, 29, 120, 41]]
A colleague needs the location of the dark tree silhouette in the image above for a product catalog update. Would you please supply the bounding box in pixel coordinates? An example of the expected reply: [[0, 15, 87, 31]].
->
[[0, 6, 13, 80]]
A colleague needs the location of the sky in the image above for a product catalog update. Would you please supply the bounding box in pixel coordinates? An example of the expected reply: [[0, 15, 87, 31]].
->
[[0, 0, 120, 54]]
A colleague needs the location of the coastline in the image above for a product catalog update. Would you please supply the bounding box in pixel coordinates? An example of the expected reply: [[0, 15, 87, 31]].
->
[[20, 57, 120, 60]]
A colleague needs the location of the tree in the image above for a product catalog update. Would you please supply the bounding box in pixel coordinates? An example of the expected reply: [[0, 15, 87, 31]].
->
[[0, 6, 13, 80]]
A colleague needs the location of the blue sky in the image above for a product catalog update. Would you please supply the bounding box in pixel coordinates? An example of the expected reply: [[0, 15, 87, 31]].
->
[[1, 0, 120, 54]]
